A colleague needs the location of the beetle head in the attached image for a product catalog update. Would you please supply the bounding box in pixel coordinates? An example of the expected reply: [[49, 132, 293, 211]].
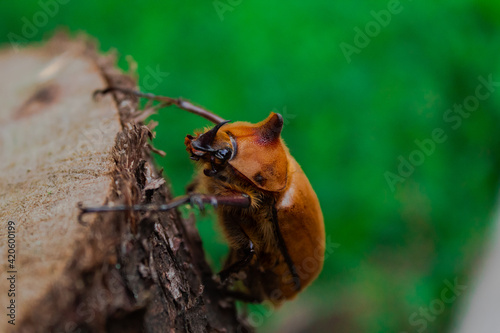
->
[[185, 112, 288, 192]]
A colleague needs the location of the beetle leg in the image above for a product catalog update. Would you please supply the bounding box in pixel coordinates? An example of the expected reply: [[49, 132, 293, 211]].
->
[[219, 289, 262, 303], [93, 87, 227, 124], [218, 239, 255, 283], [187, 193, 251, 210], [77, 193, 251, 224]]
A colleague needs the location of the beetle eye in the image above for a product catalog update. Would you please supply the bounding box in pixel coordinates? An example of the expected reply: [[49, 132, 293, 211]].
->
[[215, 148, 232, 162]]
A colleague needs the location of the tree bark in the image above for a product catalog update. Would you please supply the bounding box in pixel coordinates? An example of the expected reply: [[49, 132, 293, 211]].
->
[[0, 33, 251, 333]]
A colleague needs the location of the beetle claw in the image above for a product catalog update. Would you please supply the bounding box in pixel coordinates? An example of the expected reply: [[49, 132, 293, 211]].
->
[[189, 194, 205, 212]]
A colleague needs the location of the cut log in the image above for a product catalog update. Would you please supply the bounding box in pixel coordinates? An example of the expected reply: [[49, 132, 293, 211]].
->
[[0, 33, 251, 333]]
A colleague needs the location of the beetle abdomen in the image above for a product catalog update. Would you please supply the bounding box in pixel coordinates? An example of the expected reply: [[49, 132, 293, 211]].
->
[[217, 156, 325, 303], [273, 157, 325, 300]]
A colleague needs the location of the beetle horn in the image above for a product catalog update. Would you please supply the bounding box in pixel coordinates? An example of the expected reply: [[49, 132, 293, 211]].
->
[[192, 120, 231, 151], [256, 112, 283, 145]]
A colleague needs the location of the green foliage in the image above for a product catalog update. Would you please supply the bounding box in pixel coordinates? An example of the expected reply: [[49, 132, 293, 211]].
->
[[2, 1, 500, 331]]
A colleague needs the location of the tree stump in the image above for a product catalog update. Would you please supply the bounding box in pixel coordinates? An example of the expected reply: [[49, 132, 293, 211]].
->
[[0, 34, 250, 333]]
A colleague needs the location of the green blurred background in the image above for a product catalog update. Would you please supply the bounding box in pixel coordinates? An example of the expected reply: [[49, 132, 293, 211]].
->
[[2, 1, 500, 332]]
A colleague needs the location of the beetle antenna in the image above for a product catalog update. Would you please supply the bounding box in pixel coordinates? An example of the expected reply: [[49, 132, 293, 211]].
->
[[94, 87, 227, 125]]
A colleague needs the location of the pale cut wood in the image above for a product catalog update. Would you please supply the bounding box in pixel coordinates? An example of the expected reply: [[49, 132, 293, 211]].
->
[[0, 36, 121, 333]]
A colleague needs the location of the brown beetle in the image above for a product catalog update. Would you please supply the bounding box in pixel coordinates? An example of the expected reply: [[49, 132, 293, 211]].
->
[[80, 87, 325, 304]]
